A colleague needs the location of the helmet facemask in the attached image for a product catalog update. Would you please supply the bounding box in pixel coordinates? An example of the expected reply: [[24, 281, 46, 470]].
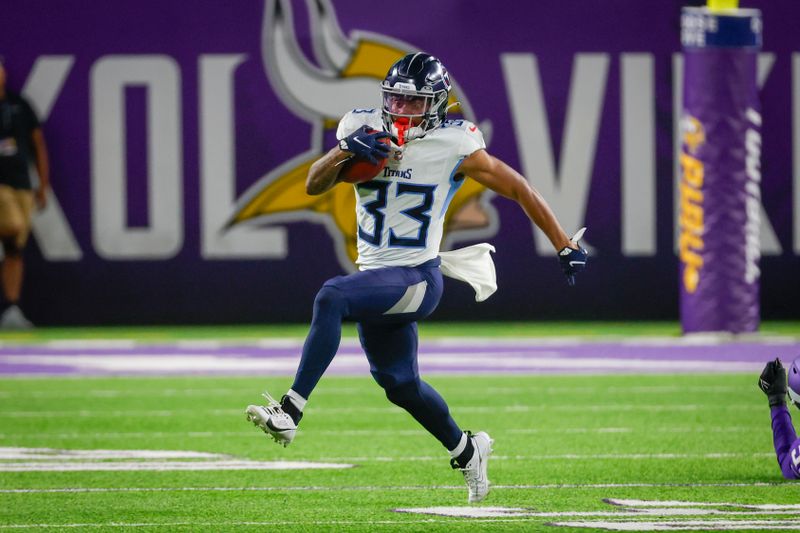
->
[[381, 83, 449, 144]]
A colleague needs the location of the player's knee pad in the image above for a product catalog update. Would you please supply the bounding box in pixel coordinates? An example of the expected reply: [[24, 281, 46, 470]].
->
[[1, 238, 22, 257], [384, 380, 423, 409]]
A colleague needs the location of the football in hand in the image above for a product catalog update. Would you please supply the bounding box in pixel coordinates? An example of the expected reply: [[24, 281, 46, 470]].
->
[[339, 134, 391, 184]]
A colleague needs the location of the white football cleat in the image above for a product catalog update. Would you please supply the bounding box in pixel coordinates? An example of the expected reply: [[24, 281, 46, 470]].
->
[[452, 430, 494, 503], [246, 392, 297, 447]]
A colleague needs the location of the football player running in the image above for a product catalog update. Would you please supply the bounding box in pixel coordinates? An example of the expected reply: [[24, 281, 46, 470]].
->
[[758, 357, 800, 479], [246, 53, 588, 503]]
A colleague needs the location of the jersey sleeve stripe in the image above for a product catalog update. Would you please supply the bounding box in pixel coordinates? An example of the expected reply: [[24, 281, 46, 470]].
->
[[439, 157, 466, 218]]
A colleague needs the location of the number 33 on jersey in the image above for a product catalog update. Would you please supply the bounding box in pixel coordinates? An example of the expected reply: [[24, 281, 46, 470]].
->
[[336, 109, 485, 270]]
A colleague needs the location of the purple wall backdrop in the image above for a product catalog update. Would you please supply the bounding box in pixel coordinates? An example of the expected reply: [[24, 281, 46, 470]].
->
[[1, 0, 798, 325]]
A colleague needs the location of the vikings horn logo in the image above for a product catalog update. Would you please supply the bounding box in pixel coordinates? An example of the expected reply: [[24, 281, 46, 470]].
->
[[228, 0, 498, 271], [681, 115, 705, 155]]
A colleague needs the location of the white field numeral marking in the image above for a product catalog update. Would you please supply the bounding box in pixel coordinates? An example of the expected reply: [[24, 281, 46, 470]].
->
[[549, 499, 800, 531]]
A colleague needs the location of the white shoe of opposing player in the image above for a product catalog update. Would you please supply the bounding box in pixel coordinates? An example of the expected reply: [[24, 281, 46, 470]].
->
[[452, 431, 494, 503], [245, 392, 297, 447]]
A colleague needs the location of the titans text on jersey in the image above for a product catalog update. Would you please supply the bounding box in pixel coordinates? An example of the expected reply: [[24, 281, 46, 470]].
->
[[336, 109, 485, 270]]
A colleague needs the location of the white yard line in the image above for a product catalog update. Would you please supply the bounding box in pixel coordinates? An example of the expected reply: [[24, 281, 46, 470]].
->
[[399, 508, 800, 518], [0, 426, 763, 440], [0, 460, 353, 472], [0, 388, 268, 399], [0, 427, 628, 439], [0, 448, 226, 460], [310, 452, 774, 462], [606, 500, 800, 510], [0, 519, 534, 529], [3, 517, 800, 530], [550, 520, 800, 531], [0, 403, 763, 418], [508, 427, 633, 434], [0, 481, 788, 494], [0, 453, 772, 469], [0, 385, 746, 399], [0, 431, 249, 439], [484, 385, 744, 394]]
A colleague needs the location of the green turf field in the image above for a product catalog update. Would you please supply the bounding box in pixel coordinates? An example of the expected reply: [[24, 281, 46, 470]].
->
[[1, 373, 799, 531]]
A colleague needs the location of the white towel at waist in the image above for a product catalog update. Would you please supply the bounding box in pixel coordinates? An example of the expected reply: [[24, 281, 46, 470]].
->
[[438, 243, 497, 302]]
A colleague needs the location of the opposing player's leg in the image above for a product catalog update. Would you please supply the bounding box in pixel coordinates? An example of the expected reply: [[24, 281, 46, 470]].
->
[[358, 319, 493, 502]]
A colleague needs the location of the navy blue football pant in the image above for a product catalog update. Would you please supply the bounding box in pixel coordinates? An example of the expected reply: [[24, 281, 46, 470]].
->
[[291, 258, 463, 450]]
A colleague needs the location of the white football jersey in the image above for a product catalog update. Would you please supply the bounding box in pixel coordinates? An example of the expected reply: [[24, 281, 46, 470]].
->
[[336, 109, 486, 270]]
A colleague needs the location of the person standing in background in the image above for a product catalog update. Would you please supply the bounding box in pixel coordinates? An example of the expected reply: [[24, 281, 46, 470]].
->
[[0, 56, 50, 328]]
